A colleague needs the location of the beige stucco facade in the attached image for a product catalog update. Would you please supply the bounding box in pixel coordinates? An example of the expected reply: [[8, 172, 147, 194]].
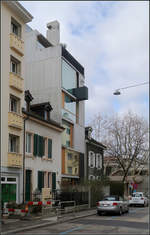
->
[[1, 1, 33, 203]]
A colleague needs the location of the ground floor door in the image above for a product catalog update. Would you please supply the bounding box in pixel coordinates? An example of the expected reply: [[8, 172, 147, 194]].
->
[[2, 184, 16, 204], [25, 170, 32, 201]]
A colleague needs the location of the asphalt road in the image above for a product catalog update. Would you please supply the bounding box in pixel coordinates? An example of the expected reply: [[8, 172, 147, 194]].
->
[[17, 207, 149, 235]]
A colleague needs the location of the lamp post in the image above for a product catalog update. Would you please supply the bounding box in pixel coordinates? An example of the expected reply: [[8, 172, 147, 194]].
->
[[113, 82, 149, 95]]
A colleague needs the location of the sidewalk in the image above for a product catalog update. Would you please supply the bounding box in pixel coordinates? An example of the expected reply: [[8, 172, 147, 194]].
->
[[1, 208, 96, 235]]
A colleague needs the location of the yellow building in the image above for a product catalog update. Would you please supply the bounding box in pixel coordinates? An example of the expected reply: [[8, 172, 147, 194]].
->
[[1, 1, 33, 204]]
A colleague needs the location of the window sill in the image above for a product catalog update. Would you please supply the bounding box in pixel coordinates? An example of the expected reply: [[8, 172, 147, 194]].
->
[[41, 157, 53, 161], [25, 153, 33, 158], [47, 158, 53, 161], [8, 151, 20, 154]]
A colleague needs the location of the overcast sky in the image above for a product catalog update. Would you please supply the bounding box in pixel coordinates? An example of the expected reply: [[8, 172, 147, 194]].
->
[[20, 1, 149, 124]]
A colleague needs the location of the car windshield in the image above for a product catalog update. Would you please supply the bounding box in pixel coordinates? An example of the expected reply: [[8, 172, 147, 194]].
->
[[103, 196, 118, 201]]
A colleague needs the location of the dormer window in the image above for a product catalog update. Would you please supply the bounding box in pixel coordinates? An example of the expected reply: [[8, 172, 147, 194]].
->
[[30, 102, 53, 121]]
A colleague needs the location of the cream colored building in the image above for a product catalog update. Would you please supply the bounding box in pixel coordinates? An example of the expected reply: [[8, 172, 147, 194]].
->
[[22, 93, 64, 201], [1, 1, 33, 204]]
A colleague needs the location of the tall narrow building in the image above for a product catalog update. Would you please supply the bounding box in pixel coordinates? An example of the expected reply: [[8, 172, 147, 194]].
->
[[1, 1, 33, 204], [25, 21, 88, 188]]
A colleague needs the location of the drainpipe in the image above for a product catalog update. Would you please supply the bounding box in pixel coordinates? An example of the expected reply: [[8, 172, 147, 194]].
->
[[23, 116, 29, 204]]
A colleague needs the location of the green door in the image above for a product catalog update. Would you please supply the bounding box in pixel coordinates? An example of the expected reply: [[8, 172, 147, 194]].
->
[[52, 172, 56, 193], [25, 170, 32, 201], [2, 184, 16, 203]]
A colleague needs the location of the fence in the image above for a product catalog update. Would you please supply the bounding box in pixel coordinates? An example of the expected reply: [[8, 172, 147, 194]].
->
[[54, 191, 89, 205]]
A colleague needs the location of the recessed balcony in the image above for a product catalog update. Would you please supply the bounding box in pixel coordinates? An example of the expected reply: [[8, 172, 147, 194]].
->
[[9, 72, 23, 92], [8, 152, 22, 168], [10, 33, 24, 56], [8, 112, 23, 129]]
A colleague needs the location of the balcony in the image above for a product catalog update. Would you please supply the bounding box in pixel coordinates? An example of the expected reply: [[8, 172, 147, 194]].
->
[[8, 112, 23, 129], [9, 72, 23, 92], [8, 152, 22, 168], [72, 86, 88, 101], [10, 33, 24, 56]]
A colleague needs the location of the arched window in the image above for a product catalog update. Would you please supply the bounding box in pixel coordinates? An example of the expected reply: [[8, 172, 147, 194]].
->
[[96, 153, 102, 169], [88, 151, 95, 168]]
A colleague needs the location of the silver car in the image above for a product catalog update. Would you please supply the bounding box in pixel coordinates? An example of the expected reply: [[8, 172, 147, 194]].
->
[[97, 195, 129, 215]]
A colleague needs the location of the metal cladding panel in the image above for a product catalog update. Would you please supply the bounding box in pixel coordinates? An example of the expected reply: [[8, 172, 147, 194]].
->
[[73, 86, 88, 101]]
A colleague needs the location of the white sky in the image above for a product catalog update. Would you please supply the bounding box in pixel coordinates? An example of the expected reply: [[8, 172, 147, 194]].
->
[[20, 1, 149, 124]]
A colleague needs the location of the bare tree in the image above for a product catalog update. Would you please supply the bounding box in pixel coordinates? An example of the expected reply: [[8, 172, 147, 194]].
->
[[90, 111, 149, 183]]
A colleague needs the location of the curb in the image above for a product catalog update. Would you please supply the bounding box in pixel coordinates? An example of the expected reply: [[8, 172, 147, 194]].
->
[[2, 211, 96, 235]]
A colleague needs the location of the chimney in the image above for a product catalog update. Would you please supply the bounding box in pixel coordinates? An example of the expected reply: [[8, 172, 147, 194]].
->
[[46, 20, 60, 46], [25, 90, 33, 112]]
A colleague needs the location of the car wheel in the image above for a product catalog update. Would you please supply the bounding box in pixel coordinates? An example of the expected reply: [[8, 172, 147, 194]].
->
[[118, 207, 122, 215], [143, 202, 146, 207], [97, 211, 102, 216]]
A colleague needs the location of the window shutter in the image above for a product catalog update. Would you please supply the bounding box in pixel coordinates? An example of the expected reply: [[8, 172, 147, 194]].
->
[[38, 171, 44, 192], [41, 137, 44, 157], [38, 171, 42, 192], [38, 136, 43, 157], [52, 172, 56, 192], [37, 135, 40, 157], [33, 134, 38, 156], [48, 139, 52, 158]]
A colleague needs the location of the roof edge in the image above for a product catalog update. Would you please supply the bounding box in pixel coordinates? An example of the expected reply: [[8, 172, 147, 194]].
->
[[4, 1, 33, 23]]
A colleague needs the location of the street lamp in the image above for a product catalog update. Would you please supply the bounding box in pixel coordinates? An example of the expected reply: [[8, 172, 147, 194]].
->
[[113, 82, 149, 95]]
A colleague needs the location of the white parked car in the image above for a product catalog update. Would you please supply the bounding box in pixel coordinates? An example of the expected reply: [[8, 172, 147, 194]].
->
[[97, 195, 129, 215], [129, 192, 149, 207]]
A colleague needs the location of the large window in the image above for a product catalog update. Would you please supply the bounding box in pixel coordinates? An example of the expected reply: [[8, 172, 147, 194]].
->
[[62, 59, 77, 93], [9, 134, 19, 153], [11, 17, 21, 38], [62, 120, 73, 148], [62, 93, 76, 122], [26, 133, 32, 154], [9, 95, 20, 113], [64, 94, 76, 115]]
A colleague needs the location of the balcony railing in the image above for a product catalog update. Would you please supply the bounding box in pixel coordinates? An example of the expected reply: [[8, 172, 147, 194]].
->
[[8, 112, 23, 129], [9, 72, 23, 92], [8, 152, 22, 168], [10, 33, 24, 56]]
